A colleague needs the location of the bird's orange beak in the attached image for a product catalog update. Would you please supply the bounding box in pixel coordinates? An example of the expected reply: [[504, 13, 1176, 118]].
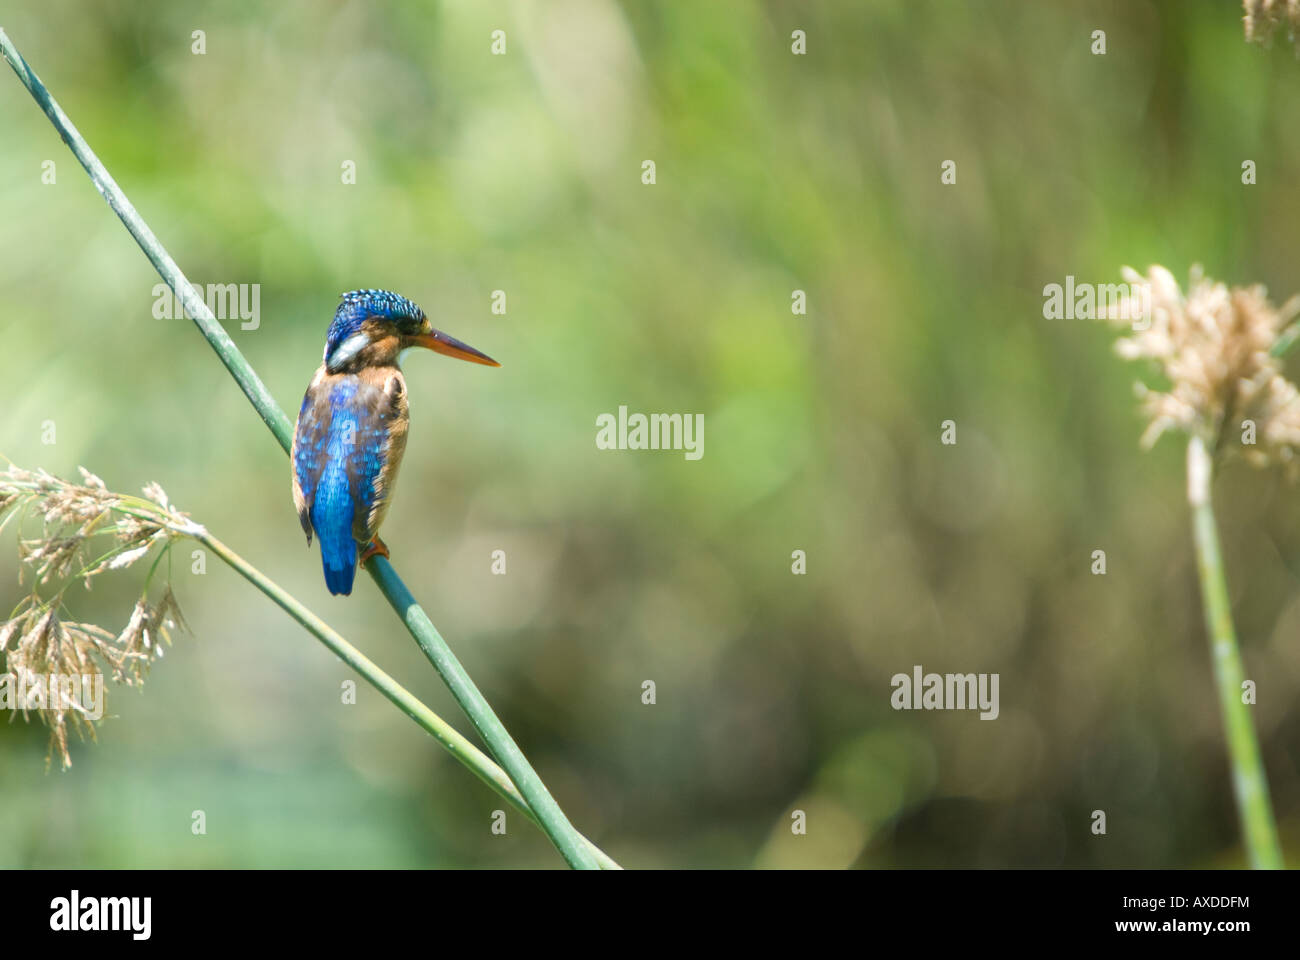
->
[[410, 328, 500, 367]]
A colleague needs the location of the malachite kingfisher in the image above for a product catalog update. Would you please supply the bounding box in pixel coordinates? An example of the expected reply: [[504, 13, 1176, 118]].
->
[[291, 289, 499, 595]]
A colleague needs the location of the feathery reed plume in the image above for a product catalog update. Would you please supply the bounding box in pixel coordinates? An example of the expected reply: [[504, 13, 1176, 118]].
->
[[1093, 265, 1288, 869], [1244, 0, 1300, 46], [1102, 265, 1300, 465], [0, 463, 619, 864], [0, 466, 195, 769]]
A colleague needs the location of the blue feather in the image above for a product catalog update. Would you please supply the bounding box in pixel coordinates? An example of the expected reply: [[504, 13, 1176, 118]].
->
[[298, 379, 392, 595], [294, 392, 321, 515], [325, 289, 425, 361], [312, 459, 356, 595]]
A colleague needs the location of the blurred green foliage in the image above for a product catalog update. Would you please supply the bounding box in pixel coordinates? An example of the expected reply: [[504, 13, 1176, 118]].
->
[[1, 0, 1299, 868]]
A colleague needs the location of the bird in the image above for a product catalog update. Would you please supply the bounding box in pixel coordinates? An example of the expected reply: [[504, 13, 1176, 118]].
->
[[291, 289, 499, 595]]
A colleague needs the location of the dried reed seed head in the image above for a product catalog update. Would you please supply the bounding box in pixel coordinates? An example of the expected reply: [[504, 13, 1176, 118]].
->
[[1244, 0, 1300, 45], [1100, 265, 1300, 466], [1, 466, 187, 580], [0, 466, 193, 769]]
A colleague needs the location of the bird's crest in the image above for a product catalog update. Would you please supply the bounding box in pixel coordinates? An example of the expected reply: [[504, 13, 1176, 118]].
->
[[325, 289, 426, 362]]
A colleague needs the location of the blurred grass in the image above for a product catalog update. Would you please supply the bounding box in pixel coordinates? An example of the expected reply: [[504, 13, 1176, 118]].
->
[[1, 0, 1299, 867]]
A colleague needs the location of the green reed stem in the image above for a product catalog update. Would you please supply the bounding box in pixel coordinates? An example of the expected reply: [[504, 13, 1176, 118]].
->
[[1186, 436, 1283, 869], [1, 27, 604, 870], [1269, 322, 1300, 358], [194, 525, 619, 869]]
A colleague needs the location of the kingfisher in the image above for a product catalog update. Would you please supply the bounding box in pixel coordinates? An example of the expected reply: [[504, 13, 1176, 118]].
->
[[291, 289, 499, 595]]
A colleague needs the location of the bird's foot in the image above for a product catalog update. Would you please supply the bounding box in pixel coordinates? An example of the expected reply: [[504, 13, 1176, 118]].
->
[[359, 536, 390, 565]]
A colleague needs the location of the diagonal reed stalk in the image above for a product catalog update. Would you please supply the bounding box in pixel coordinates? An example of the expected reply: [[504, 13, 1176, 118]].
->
[[0, 472, 615, 866], [1186, 437, 1283, 869], [194, 519, 620, 869], [1, 27, 608, 869]]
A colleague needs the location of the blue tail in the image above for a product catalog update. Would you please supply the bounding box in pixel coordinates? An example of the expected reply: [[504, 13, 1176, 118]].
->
[[312, 461, 357, 596], [320, 531, 357, 595]]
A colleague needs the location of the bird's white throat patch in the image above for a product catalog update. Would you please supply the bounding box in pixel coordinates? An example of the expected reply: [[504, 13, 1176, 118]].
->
[[326, 331, 371, 371]]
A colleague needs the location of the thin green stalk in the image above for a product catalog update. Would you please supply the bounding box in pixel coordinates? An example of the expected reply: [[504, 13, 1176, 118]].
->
[[364, 556, 603, 868], [1, 28, 602, 870], [1186, 436, 1284, 869], [1270, 322, 1300, 358], [195, 526, 620, 869]]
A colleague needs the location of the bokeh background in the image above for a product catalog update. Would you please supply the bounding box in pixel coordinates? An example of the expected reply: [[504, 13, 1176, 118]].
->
[[2, 0, 1299, 868]]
